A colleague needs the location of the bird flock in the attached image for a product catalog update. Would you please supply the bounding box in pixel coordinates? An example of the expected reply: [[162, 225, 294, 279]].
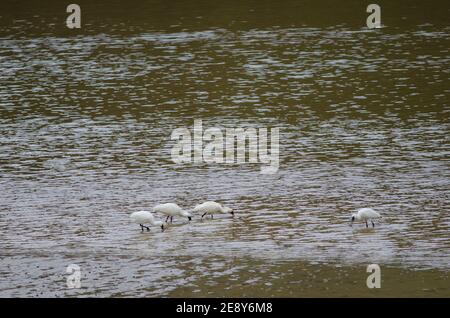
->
[[130, 201, 382, 232], [130, 201, 234, 232]]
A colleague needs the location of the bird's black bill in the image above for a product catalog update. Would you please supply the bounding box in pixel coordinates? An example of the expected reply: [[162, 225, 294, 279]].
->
[[188, 216, 192, 221], [350, 216, 355, 227]]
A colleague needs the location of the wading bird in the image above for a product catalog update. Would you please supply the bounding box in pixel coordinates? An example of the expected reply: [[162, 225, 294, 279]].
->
[[193, 201, 234, 219], [153, 203, 192, 223], [351, 208, 382, 228], [130, 211, 164, 232]]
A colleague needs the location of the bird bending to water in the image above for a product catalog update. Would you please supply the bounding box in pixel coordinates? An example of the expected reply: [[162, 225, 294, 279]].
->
[[153, 203, 192, 223], [193, 201, 234, 219], [351, 208, 382, 228], [130, 211, 164, 232]]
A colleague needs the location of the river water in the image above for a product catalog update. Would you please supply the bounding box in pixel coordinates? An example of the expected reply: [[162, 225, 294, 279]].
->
[[0, 0, 449, 297]]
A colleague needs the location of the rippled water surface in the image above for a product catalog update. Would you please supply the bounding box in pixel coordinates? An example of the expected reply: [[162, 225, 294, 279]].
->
[[0, 0, 449, 297]]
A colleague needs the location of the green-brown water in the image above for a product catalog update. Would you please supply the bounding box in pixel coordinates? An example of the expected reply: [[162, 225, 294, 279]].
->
[[0, 0, 449, 297]]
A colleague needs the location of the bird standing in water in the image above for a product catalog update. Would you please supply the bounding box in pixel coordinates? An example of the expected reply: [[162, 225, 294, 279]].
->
[[130, 211, 165, 232], [351, 208, 382, 228]]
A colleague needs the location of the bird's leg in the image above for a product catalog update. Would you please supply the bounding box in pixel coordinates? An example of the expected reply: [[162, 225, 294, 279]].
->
[[140, 224, 144, 232], [365, 221, 368, 228], [165, 215, 170, 223], [201, 212, 207, 219], [372, 221, 375, 228], [170, 216, 173, 223], [211, 214, 213, 219]]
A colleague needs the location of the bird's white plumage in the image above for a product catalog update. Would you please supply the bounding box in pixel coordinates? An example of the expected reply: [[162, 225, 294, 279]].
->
[[353, 208, 381, 221], [153, 203, 191, 218], [193, 201, 233, 215], [351, 208, 382, 228], [130, 211, 163, 226]]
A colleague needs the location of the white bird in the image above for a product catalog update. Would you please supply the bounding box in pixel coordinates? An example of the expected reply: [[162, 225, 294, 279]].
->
[[130, 211, 164, 232], [193, 201, 234, 219], [153, 203, 192, 223], [351, 208, 382, 228]]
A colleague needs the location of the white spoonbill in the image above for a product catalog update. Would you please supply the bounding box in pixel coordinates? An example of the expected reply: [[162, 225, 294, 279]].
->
[[130, 211, 164, 232], [193, 201, 234, 219], [351, 208, 382, 228], [153, 203, 192, 223]]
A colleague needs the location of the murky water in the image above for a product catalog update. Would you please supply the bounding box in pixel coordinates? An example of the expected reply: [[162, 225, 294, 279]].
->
[[0, 0, 449, 297]]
